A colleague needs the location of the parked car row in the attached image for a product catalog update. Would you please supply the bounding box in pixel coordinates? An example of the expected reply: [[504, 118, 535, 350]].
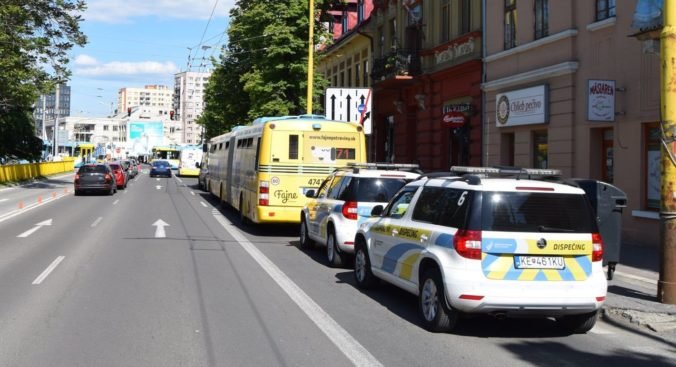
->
[[74, 158, 142, 196], [300, 164, 608, 335]]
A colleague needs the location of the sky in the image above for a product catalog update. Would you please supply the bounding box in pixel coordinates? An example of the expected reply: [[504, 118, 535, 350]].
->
[[68, 0, 235, 117]]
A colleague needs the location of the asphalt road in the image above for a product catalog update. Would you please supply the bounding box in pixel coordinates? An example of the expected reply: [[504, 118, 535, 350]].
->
[[0, 171, 674, 367]]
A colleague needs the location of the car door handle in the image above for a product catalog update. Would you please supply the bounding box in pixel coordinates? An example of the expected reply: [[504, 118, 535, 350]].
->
[[391, 229, 398, 236], [419, 234, 428, 242]]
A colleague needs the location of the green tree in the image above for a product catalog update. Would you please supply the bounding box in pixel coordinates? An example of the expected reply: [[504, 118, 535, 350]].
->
[[198, 0, 329, 138], [0, 0, 87, 160]]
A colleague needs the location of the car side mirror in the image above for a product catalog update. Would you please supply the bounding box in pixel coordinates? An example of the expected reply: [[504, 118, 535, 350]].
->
[[370, 205, 384, 216], [304, 189, 316, 198]]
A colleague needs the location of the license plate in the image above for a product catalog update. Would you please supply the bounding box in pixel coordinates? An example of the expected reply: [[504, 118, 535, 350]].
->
[[514, 256, 565, 270]]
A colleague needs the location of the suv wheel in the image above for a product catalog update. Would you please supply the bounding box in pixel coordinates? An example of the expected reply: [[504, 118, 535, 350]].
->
[[299, 217, 313, 249], [558, 311, 599, 334], [326, 230, 344, 267], [419, 268, 457, 332], [354, 240, 376, 288]]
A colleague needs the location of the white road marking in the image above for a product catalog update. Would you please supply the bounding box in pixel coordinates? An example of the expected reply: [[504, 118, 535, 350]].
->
[[0, 198, 8, 202], [113, 199, 119, 205], [0, 192, 68, 224], [156, 185, 162, 190], [32, 256, 65, 285], [91, 217, 103, 227], [123, 189, 128, 194], [211, 210, 383, 367], [174, 176, 183, 183], [200, 201, 208, 208], [153, 219, 169, 238], [156, 178, 160, 181], [17, 219, 53, 238], [191, 191, 195, 196]]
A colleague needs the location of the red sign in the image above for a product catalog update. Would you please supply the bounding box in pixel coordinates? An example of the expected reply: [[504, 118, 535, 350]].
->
[[442, 111, 466, 128]]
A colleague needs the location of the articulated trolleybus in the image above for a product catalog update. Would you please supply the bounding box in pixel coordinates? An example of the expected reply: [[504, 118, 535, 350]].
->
[[208, 115, 366, 224]]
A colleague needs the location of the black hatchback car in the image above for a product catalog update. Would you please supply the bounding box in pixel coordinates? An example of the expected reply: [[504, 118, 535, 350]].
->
[[74, 163, 116, 195], [150, 160, 172, 178]]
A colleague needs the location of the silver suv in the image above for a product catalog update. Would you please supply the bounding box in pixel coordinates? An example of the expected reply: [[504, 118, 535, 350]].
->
[[300, 163, 421, 267]]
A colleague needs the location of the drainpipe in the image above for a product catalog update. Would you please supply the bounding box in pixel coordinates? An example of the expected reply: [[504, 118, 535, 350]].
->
[[357, 28, 375, 162], [481, 0, 487, 166]]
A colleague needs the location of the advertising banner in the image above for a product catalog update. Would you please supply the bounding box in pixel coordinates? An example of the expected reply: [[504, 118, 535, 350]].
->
[[587, 79, 615, 121], [128, 121, 163, 156], [496, 85, 548, 127]]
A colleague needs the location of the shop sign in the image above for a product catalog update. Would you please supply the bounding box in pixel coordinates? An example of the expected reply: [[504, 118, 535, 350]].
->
[[442, 111, 466, 128], [435, 37, 476, 65], [496, 85, 548, 127], [587, 79, 615, 121]]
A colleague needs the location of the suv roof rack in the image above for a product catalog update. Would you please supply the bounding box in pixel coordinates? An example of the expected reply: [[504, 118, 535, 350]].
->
[[418, 171, 482, 186], [341, 162, 421, 174], [450, 166, 562, 180]]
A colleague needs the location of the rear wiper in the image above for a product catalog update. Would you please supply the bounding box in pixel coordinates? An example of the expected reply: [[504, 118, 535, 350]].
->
[[538, 225, 574, 233]]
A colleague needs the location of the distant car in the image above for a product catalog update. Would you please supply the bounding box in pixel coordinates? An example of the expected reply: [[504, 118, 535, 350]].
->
[[74, 163, 116, 195], [124, 159, 138, 178], [300, 163, 421, 267], [150, 160, 172, 178], [108, 162, 128, 189]]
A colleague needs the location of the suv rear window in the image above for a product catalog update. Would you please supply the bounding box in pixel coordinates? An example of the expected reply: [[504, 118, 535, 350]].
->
[[481, 192, 597, 233], [340, 177, 410, 202]]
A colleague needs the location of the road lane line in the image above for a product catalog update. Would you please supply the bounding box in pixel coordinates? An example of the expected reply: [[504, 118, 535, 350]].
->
[[91, 217, 103, 227], [200, 201, 208, 208], [0, 198, 8, 202], [113, 199, 119, 205], [0, 192, 69, 224], [212, 211, 383, 367], [32, 256, 65, 285], [174, 176, 183, 183], [17, 226, 41, 238], [191, 191, 195, 196]]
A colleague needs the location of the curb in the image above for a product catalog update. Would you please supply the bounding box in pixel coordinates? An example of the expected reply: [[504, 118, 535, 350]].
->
[[602, 306, 676, 334]]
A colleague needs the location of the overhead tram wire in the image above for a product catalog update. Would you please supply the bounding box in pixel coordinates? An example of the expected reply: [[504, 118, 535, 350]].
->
[[187, 0, 220, 72]]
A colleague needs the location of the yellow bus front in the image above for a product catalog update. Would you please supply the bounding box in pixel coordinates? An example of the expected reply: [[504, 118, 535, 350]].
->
[[253, 120, 366, 224]]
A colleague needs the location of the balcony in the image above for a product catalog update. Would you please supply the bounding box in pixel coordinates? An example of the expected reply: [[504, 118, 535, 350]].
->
[[371, 49, 421, 85]]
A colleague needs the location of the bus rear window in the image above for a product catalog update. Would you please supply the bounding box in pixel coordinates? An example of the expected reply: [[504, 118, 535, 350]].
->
[[289, 135, 298, 159]]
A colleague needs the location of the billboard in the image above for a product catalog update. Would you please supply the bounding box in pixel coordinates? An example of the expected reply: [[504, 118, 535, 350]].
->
[[128, 121, 163, 156]]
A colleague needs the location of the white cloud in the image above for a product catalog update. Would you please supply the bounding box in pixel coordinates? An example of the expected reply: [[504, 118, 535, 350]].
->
[[75, 60, 180, 76], [84, 0, 235, 23], [74, 54, 99, 66]]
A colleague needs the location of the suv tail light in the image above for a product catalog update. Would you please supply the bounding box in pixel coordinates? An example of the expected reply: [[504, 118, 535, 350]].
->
[[259, 180, 269, 206], [592, 232, 604, 262], [342, 201, 358, 220], [104, 173, 112, 182], [454, 229, 482, 260], [75, 174, 80, 183]]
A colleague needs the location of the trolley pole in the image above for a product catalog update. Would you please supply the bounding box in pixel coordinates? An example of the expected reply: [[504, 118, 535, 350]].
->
[[306, 0, 314, 114], [659, 0, 676, 304]]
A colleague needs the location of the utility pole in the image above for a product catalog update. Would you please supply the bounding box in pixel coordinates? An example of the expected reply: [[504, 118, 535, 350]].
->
[[306, 0, 314, 114], [53, 84, 60, 156], [660, 1, 676, 304]]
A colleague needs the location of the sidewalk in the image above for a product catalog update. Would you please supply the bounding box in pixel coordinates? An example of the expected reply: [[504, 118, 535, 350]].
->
[[602, 243, 676, 341]]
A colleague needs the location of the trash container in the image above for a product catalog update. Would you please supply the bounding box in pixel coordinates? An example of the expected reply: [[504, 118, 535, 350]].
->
[[568, 179, 628, 280]]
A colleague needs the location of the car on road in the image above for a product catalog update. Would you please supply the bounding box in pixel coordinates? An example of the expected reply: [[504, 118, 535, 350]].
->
[[300, 163, 421, 267], [74, 163, 116, 195], [353, 166, 608, 334], [108, 162, 128, 189], [150, 160, 172, 178]]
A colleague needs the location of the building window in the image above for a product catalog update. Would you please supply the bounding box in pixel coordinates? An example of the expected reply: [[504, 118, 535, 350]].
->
[[103, 125, 109, 131], [460, 0, 472, 34], [533, 130, 548, 168], [441, 0, 450, 43], [342, 10, 348, 34], [645, 122, 660, 210], [378, 26, 385, 57], [363, 60, 369, 86], [504, 0, 517, 49], [355, 63, 360, 87], [596, 0, 616, 21], [389, 18, 397, 51], [534, 0, 548, 39], [407, 4, 422, 26]]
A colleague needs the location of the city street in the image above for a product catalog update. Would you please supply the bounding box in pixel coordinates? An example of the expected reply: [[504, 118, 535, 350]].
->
[[0, 172, 674, 367]]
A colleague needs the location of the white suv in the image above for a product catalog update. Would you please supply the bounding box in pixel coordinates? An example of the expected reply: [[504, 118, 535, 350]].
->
[[354, 166, 608, 334], [300, 163, 421, 267]]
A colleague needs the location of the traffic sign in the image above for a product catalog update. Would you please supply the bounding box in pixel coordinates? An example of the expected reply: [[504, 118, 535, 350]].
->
[[325, 88, 373, 134]]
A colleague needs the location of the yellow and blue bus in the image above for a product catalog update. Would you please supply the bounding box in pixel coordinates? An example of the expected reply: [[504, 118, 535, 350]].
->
[[178, 145, 204, 177], [151, 146, 180, 169], [207, 115, 367, 224], [74, 143, 95, 165]]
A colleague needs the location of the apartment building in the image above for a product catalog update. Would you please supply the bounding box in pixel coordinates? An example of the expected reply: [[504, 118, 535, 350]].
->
[[117, 85, 173, 117], [173, 71, 211, 145], [482, 0, 660, 247]]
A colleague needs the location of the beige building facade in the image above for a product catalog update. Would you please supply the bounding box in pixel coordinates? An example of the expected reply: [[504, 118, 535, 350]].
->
[[483, 0, 660, 247]]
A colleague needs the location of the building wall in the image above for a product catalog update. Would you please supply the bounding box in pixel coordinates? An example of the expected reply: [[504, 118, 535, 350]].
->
[[173, 71, 211, 144], [117, 85, 173, 116], [483, 0, 660, 247]]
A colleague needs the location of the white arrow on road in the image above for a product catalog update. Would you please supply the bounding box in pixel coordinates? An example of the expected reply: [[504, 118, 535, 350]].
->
[[153, 219, 169, 238], [156, 185, 162, 190], [17, 219, 53, 238]]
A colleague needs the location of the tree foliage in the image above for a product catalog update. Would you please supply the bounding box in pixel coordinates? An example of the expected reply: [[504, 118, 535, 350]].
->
[[197, 0, 330, 139], [0, 0, 87, 160]]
